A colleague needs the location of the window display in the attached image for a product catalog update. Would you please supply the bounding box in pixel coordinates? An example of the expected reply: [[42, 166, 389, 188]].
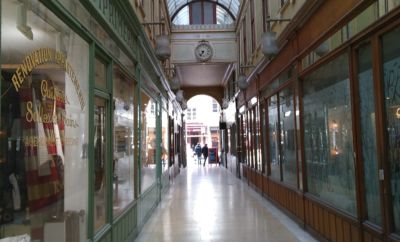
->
[[140, 92, 156, 192], [0, 0, 89, 240], [279, 88, 296, 187], [161, 110, 169, 171], [113, 66, 135, 217], [93, 96, 107, 231], [382, 27, 400, 233], [303, 54, 356, 215], [357, 43, 381, 225], [268, 95, 280, 180]]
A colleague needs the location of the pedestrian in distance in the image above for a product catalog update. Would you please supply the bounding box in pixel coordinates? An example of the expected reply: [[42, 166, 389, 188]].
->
[[195, 143, 202, 165], [202, 144, 208, 166]]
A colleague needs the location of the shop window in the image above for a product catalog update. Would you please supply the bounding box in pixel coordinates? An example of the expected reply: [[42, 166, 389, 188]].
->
[[303, 53, 357, 215], [268, 95, 280, 180], [0, 1, 89, 241], [255, 104, 262, 171], [140, 91, 156, 192], [279, 88, 296, 187], [93, 96, 108, 231], [382, 27, 400, 233], [161, 110, 169, 171], [112, 66, 135, 217], [357, 43, 381, 226]]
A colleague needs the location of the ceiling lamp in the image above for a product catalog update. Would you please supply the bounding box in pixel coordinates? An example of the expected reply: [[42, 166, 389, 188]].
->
[[155, 35, 171, 61], [175, 90, 184, 103]]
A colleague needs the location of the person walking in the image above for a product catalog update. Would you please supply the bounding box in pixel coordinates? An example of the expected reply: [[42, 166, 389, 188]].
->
[[201, 144, 209, 166], [195, 143, 202, 165]]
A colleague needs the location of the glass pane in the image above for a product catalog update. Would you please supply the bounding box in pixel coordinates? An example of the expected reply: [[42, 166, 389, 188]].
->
[[113, 66, 135, 217], [95, 58, 107, 89], [303, 54, 357, 215], [357, 43, 381, 225], [382, 27, 400, 233], [1, 1, 89, 241], [256, 105, 262, 171], [94, 97, 108, 231], [161, 110, 169, 171], [280, 88, 297, 187], [140, 92, 156, 192], [261, 103, 268, 173], [268, 95, 280, 180], [191, 2, 202, 24], [203, 2, 214, 24]]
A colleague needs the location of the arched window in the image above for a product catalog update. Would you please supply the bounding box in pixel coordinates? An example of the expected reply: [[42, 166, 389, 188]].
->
[[190, 1, 216, 24]]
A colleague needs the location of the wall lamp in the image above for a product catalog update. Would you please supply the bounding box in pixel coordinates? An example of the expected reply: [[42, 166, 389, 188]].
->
[[165, 66, 180, 91], [237, 65, 255, 91], [155, 35, 171, 61], [262, 18, 292, 58]]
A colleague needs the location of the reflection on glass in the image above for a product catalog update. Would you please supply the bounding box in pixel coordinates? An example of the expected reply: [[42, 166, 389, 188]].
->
[[255, 104, 262, 171], [303, 54, 357, 215], [279, 88, 297, 187], [94, 97, 107, 231], [113, 66, 135, 217], [242, 114, 248, 164], [268, 95, 280, 180], [140, 92, 156, 192], [358, 43, 381, 225], [161, 110, 169, 171], [0, 1, 89, 241], [382, 27, 400, 233]]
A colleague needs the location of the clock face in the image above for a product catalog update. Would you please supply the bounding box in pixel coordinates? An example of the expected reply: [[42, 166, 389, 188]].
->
[[195, 42, 213, 62]]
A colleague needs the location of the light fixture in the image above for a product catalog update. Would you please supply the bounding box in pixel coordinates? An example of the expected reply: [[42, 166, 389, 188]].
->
[[175, 90, 184, 103], [155, 35, 171, 61], [237, 74, 248, 91], [261, 31, 278, 58], [169, 75, 180, 91], [16, 1, 33, 40], [166, 66, 180, 91], [236, 65, 254, 91], [181, 99, 187, 110], [261, 18, 291, 58], [222, 98, 229, 109]]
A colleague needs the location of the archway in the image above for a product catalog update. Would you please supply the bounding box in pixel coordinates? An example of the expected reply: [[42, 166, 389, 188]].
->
[[185, 95, 221, 167]]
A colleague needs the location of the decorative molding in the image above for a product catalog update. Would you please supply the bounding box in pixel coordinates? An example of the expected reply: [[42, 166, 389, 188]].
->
[[172, 24, 236, 32]]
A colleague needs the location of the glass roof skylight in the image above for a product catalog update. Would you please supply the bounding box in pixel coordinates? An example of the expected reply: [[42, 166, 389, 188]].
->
[[168, 0, 240, 25]]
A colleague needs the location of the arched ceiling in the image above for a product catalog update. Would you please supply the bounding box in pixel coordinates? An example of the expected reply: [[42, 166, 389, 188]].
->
[[167, 0, 240, 24]]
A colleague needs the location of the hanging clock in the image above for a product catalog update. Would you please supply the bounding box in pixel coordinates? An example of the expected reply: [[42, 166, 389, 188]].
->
[[194, 41, 213, 62]]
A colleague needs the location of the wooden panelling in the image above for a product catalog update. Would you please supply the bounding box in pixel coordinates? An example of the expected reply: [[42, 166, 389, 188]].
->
[[343, 221, 351, 242], [330, 212, 337, 242], [262, 176, 268, 195], [351, 224, 361, 242], [336, 215, 344, 242], [241, 167, 391, 242], [364, 231, 373, 242]]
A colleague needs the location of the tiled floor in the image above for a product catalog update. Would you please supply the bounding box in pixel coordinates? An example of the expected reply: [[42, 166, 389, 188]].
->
[[134, 159, 318, 242]]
